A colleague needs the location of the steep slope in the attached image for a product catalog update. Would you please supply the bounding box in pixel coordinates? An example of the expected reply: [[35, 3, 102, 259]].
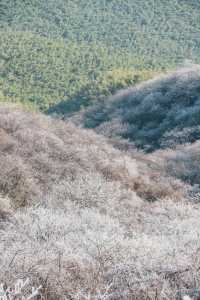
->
[[79, 67, 200, 151], [0, 105, 200, 300]]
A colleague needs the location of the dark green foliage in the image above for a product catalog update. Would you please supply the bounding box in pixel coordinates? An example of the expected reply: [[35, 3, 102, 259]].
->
[[1, 0, 200, 63], [0, 29, 160, 111]]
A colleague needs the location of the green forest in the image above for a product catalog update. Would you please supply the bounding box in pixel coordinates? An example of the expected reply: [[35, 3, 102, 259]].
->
[[0, 0, 200, 113]]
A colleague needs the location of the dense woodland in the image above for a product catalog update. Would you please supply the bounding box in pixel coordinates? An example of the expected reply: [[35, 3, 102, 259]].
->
[[0, 0, 200, 112]]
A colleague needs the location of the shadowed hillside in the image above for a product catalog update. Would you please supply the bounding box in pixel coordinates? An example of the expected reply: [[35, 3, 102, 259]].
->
[[79, 67, 200, 151], [150, 140, 200, 191]]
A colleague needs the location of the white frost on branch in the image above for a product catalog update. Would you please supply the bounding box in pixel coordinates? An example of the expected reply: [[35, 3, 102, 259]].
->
[[0, 279, 42, 300]]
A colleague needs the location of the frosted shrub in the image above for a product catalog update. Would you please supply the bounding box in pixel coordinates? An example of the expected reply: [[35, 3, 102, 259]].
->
[[0, 278, 42, 300]]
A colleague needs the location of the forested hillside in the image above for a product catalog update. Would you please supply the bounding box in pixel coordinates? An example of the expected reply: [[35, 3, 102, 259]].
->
[[1, 0, 200, 59], [0, 0, 200, 111], [0, 30, 157, 111]]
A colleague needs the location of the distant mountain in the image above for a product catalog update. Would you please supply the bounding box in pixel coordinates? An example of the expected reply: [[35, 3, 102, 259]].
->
[[1, 0, 200, 63], [0, 0, 200, 111]]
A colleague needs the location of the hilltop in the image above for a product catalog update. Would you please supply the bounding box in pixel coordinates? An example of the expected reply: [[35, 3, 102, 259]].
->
[[0, 104, 183, 208]]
